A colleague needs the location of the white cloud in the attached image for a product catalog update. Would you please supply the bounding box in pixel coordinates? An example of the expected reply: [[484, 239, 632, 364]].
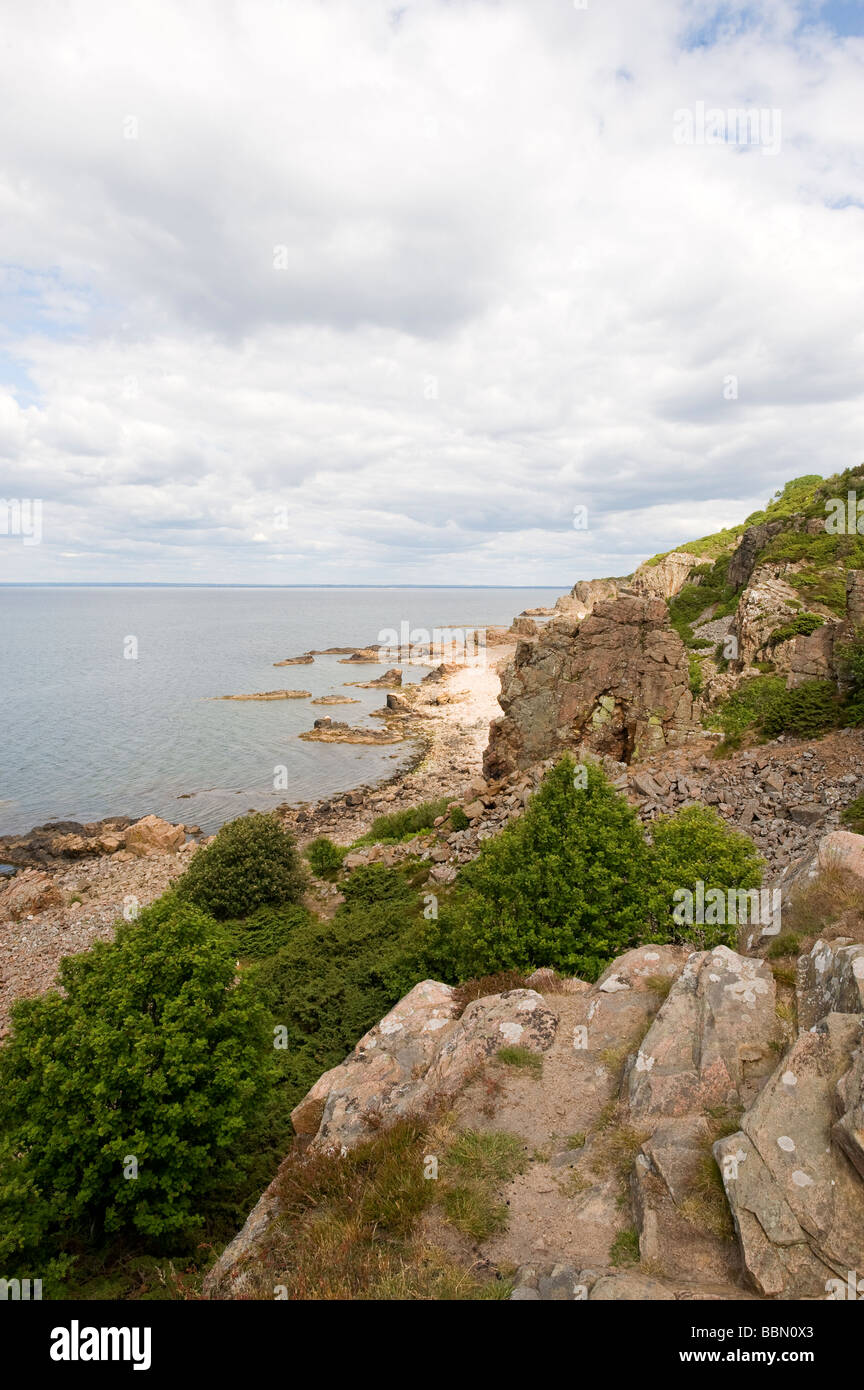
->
[[1, 0, 863, 584]]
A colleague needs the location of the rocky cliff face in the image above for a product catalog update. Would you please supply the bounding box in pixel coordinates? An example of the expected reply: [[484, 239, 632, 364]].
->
[[631, 550, 713, 600], [484, 595, 698, 778]]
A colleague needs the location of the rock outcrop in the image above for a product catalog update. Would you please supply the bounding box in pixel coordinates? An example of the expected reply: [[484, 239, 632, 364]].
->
[[205, 915, 864, 1302], [0, 869, 62, 920], [484, 595, 697, 777], [631, 551, 712, 600], [124, 815, 186, 857]]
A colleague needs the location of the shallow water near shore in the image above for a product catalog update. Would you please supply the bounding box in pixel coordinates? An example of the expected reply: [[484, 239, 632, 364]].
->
[[0, 585, 562, 836]]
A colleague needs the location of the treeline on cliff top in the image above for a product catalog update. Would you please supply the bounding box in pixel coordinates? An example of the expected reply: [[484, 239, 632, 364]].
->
[[0, 761, 762, 1297]]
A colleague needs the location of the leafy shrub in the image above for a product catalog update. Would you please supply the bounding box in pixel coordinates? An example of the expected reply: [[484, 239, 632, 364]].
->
[[760, 680, 839, 738], [444, 757, 651, 981], [841, 793, 864, 834], [767, 612, 824, 646], [341, 863, 415, 906], [450, 807, 470, 831], [688, 652, 704, 696], [646, 804, 764, 949], [356, 798, 450, 845], [305, 836, 346, 877], [0, 897, 271, 1270], [175, 812, 307, 919], [220, 903, 312, 960], [707, 674, 839, 745], [707, 674, 788, 744], [247, 870, 427, 1107]]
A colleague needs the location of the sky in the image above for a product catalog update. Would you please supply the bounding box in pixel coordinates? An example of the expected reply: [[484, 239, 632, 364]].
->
[[0, 0, 863, 587]]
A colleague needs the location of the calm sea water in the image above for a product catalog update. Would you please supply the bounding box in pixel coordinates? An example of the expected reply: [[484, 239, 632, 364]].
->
[[0, 587, 562, 836]]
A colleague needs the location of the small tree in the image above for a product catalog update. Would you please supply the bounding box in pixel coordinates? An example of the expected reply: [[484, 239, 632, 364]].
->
[[448, 757, 651, 980], [646, 804, 764, 948], [0, 897, 271, 1269], [175, 812, 307, 919]]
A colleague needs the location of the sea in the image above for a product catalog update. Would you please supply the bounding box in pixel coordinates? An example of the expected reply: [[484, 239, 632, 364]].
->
[[0, 586, 563, 837]]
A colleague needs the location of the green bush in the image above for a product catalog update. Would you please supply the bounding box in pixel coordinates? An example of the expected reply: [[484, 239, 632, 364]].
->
[[760, 679, 839, 739], [767, 612, 824, 646], [221, 903, 312, 960], [444, 757, 651, 981], [0, 897, 271, 1269], [707, 674, 788, 744], [248, 875, 428, 1106], [841, 793, 864, 834], [450, 807, 470, 831], [356, 798, 450, 845], [174, 812, 307, 919], [305, 836, 346, 877], [646, 805, 764, 949], [341, 863, 415, 906], [688, 652, 704, 696]]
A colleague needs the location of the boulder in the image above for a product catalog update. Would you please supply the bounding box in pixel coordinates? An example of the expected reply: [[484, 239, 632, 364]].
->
[[715, 1012, 864, 1298], [0, 868, 62, 919], [628, 947, 779, 1119], [631, 551, 713, 601], [797, 939, 864, 1032], [818, 829, 864, 880], [124, 815, 185, 857]]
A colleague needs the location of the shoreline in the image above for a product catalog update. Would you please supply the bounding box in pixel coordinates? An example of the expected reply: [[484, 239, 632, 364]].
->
[[0, 638, 518, 1035]]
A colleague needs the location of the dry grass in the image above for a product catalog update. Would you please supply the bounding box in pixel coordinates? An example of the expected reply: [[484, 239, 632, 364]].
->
[[252, 1113, 524, 1298], [679, 1154, 735, 1241], [589, 1103, 651, 1187], [452, 972, 529, 1014], [784, 860, 864, 945]]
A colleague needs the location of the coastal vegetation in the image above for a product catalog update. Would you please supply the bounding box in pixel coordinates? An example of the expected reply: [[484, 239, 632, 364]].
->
[[0, 760, 765, 1297]]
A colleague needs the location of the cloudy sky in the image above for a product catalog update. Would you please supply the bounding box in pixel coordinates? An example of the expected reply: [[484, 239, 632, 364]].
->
[[1, 0, 863, 586]]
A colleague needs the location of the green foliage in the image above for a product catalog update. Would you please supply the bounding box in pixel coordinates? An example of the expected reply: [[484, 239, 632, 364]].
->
[[646, 805, 763, 949], [760, 680, 840, 738], [443, 757, 651, 981], [837, 630, 864, 726], [667, 553, 739, 647], [220, 903, 312, 961], [688, 652, 704, 696], [450, 807, 470, 831], [609, 1227, 640, 1266], [174, 812, 307, 920], [841, 793, 864, 834], [305, 836, 347, 877], [341, 863, 415, 906], [0, 897, 271, 1271], [707, 674, 788, 743], [767, 612, 824, 646], [355, 798, 450, 846], [789, 569, 847, 614], [708, 673, 840, 745], [247, 867, 427, 1109]]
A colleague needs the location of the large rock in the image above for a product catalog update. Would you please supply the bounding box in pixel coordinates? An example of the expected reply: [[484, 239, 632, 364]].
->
[[0, 868, 62, 919], [833, 1033, 864, 1182], [817, 829, 864, 880], [292, 981, 558, 1151], [631, 552, 713, 601], [484, 594, 697, 777], [797, 938, 864, 1032], [124, 815, 185, 857], [206, 979, 558, 1296], [715, 1012, 864, 1298], [628, 947, 779, 1119], [727, 521, 784, 591]]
